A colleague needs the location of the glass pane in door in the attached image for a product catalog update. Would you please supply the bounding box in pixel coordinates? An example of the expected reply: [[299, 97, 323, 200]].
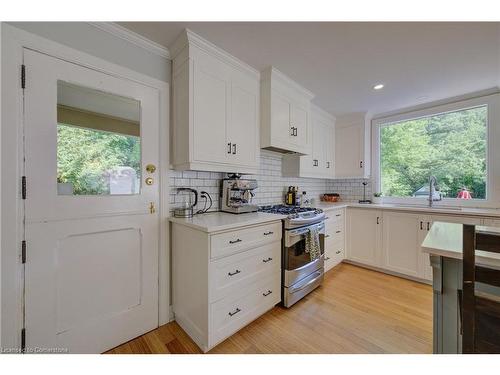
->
[[56, 81, 141, 195]]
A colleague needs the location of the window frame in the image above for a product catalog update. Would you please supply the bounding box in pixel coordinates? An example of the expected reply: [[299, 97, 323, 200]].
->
[[372, 93, 500, 208]]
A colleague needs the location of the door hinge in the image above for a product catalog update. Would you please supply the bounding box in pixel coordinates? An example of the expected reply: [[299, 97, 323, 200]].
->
[[21, 64, 26, 89], [21, 240, 26, 264], [21, 328, 26, 353], [21, 176, 26, 200]]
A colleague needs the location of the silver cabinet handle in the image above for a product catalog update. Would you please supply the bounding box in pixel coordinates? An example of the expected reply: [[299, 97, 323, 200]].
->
[[325, 234, 330, 238], [420, 221, 423, 230], [263, 290, 272, 297], [427, 222, 430, 231], [229, 239, 242, 244], [325, 256, 331, 261], [336, 230, 341, 234], [294, 127, 298, 136], [290, 126, 295, 136], [376, 216, 380, 225], [327, 161, 330, 168], [262, 257, 273, 263], [263, 231, 273, 236], [228, 308, 241, 317], [227, 142, 232, 154], [360, 160, 363, 168], [232, 143, 236, 155], [336, 250, 342, 254], [228, 269, 241, 276], [335, 214, 341, 217]]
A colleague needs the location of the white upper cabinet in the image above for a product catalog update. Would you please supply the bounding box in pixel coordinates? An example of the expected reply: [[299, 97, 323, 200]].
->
[[260, 67, 314, 155], [171, 29, 260, 174], [282, 105, 335, 178], [335, 113, 371, 178]]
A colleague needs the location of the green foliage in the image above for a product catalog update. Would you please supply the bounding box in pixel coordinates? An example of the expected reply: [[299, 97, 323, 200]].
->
[[380, 106, 487, 199], [57, 124, 141, 195]]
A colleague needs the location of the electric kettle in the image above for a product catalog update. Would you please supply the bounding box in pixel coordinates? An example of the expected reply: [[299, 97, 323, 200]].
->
[[174, 188, 198, 218]]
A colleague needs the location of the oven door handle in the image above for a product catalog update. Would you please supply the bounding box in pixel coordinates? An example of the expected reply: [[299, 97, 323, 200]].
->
[[289, 222, 325, 237], [289, 271, 323, 294]]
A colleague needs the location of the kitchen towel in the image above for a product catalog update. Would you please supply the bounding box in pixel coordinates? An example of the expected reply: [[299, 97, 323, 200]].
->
[[305, 227, 321, 261]]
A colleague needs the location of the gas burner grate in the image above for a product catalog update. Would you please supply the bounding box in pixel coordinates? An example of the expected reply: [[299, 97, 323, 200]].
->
[[259, 204, 317, 215]]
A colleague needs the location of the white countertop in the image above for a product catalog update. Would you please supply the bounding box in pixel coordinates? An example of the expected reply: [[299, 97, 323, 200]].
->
[[316, 201, 500, 217], [169, 211, 287, 233], [421, 221, 500, 268]]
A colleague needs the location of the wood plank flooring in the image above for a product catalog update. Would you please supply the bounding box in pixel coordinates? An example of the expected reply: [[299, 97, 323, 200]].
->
[[106, 263, 433, 354]]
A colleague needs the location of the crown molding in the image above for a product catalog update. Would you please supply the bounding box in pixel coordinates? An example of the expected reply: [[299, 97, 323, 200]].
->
[[311, 103, 336, 122], [170, 28, 259, 79], [261, 66, 315, 100], [88, 22, 170, 59]]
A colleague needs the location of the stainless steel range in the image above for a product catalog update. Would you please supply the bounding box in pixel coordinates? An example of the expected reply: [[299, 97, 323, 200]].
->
[[259, 205, 326, 307]]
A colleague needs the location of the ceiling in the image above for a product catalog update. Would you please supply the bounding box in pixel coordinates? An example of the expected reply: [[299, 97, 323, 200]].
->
[[119, 22, 500, 117]]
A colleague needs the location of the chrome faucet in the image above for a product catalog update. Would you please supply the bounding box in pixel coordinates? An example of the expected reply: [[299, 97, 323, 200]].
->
[[428, 175, 442, 207]]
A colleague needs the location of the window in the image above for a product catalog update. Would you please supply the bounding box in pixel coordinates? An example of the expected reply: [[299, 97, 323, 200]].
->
[[56, 80, 141, 196], [379, 105, 487, 200]]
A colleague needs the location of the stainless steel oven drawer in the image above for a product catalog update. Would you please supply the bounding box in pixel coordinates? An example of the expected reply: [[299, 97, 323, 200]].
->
[[283, 268, 324, 308]]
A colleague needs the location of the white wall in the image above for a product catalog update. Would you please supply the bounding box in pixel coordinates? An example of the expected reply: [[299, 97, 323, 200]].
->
[[8, 22, 171, 83]]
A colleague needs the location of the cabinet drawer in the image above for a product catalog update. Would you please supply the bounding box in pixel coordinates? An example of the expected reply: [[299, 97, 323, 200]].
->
[[209, 242, 281, 302], [209, 274, 280, 347], [210, 222, 282, 259], [326, 209, 344, 223], [325, 223, 344, 240]]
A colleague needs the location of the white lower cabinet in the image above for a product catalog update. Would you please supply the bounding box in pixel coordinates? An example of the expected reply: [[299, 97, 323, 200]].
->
[[346, 208, 482, 282], [381, 211, 423, 278], [172, 221, 282, 352], [324, 208, 345, 272], [346, 208, 382, 267]]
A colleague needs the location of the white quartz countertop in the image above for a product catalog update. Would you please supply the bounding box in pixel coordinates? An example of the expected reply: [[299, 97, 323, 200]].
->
[[169, 211, 287, 233], [315, 201, 500, 217], [421, 221, 500, 268]]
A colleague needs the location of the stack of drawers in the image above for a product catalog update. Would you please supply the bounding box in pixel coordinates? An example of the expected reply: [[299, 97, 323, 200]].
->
[[172, 220, 282, 352], [324, 208, 345, 272]]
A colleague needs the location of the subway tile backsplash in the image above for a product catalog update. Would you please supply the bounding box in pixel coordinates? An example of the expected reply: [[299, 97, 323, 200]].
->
[[169, 150, 372, 212]]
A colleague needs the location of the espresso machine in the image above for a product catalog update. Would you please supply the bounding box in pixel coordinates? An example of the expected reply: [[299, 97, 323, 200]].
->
[[220, 174, 259, 214]]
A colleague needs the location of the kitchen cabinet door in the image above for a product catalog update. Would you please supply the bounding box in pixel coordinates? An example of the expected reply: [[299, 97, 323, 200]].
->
[[335, 123, 364, 178], [290, 103, 309, 149], [270, 91, 292, 145], [346, 208, 382, 266], [192, 54, 231, 164], [228, 77, 259, 168], [381, 211, 422, 278]]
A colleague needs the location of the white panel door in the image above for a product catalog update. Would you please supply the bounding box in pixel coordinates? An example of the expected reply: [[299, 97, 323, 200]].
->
[[192, 52, 231, 164], [335, 124, 363, 178], [381, 211, 421, 278], [24, 49, 159, 353], [228, 77, 259, 168], [346, 209, 382, 266]]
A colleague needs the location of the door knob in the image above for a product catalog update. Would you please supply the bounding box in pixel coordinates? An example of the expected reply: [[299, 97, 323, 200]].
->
[[145, 164, 156, 173]]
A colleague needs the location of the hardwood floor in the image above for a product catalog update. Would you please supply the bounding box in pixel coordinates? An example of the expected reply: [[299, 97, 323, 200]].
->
[[106, 263, 433, 354]]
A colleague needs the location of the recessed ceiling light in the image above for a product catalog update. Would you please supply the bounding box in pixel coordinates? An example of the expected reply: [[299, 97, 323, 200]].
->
[[373, 84, 384, 90]]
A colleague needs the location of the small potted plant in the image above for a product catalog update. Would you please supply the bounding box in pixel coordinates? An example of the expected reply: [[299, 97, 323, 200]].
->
[[373, 192, 383, 204]]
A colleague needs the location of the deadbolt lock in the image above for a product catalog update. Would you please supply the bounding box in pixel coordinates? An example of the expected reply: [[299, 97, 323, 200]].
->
[[145, 164, 156, 174], [145, 177, 154, 185]]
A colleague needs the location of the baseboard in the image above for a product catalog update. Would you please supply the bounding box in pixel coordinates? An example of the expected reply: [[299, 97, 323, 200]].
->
[[342, 260, 432, 285]]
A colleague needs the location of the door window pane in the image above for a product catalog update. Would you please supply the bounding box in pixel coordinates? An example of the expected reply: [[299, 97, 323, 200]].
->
[[57, 81, 141, 195], [380, 106, 487, 200]]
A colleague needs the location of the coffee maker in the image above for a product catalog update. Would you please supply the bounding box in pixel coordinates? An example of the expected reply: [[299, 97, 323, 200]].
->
[[220, 174, 259, 214]]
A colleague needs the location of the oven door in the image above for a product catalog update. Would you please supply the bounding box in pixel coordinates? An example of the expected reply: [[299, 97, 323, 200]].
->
[[283, 221, 325, 287]]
